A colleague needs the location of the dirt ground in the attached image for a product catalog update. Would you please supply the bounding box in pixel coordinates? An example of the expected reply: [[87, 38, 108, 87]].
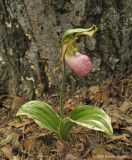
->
[[0, 71, 132, 160]]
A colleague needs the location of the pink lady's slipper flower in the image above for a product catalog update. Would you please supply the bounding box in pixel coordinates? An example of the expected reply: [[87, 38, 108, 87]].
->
[[54, 25, 98, 76], [65, 52, 92, 76]]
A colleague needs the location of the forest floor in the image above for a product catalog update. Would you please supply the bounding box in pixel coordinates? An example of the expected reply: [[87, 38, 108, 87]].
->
[[0, 71, 132, 160]]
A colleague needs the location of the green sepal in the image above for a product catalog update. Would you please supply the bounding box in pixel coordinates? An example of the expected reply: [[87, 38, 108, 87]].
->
[[62, 24, 97, 42]]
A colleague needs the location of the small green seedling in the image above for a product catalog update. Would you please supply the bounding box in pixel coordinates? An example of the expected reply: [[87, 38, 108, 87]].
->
[[17, 25, 113, 140]]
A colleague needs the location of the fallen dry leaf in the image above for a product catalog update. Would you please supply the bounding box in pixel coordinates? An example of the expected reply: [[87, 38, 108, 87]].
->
[[112, 123, 119, 129], [24, 137, 35, 151], [56, 140, 81, 159], [3, 126, 12, 138], [37, 146, 44, 159], [103, 104, 132, 125], [120, 100, 132, 113], [8, 118, 34, 128], [11, 96, 28, 114], [92, 146, 114, 160], [1, 144, 14, 160], [75, 142, 84, 152], [11, 132, 23, 153], [89, 86, 99, 94], [66, 153, 80, 160], [50, 93, 59, 97], [1, 96, 13, 109], [101, 92, 109, 105]]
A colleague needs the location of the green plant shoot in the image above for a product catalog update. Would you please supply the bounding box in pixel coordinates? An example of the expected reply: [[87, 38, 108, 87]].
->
[[17, 25, 113, 140]]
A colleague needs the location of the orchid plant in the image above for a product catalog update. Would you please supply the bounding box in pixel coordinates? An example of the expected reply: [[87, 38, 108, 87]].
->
[[17, 25, 113, 140]]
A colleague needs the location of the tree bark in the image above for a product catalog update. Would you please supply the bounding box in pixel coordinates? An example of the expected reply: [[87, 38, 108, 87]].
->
[[0, 0, 49, 99], [0, 0, 131, 99]]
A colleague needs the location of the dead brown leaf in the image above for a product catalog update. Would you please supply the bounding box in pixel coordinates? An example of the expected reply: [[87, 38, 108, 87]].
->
[[103, 104, 132, 125], [56, 140, 81, 159], [8, 117, 34, 128], [75, 142, 84, 152], [50, 93, 59, 97], [24, 137, 35, 151], [1, 96, 13, 109], [66, 154, 80, 160], [120, 100, 132, 113], [89, 86, 99, 94], [11, 96, 28, 114], [112, 123, 119, 129], [92, 146, 114, 160], [3, 126, 12, 138], [37, 145, 44, 159], [1, 144, 14, 160], [101, 92, 109, 105]]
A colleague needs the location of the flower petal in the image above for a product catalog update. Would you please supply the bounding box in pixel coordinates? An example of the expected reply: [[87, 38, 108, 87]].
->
[[65, 52, 92, 76]]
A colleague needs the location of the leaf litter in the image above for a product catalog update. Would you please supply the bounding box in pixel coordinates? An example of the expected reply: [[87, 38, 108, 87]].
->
[[0, 72, 132, 159]]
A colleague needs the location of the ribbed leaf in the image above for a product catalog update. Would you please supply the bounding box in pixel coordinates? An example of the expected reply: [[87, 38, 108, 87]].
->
[[69, 106, 113, 135], [59, 117, 75, 140], [16, 101, 61, 137]]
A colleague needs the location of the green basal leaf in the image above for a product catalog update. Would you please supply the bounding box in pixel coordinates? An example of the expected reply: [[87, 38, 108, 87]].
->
[[16, 101, 61, 138], [62, 24, 97, 42], [69, 105, 113, 135], [59, 117, 75, 140]]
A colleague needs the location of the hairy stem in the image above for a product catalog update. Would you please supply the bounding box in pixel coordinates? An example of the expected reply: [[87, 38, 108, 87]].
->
[[60, 58, 66, 119]]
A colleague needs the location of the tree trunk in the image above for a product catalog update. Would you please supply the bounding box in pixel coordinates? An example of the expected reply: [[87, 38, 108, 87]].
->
[[0, 0, 131, 99]]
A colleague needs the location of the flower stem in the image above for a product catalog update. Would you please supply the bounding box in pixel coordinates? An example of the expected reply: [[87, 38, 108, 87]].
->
[[60, 58, 66, 119]]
